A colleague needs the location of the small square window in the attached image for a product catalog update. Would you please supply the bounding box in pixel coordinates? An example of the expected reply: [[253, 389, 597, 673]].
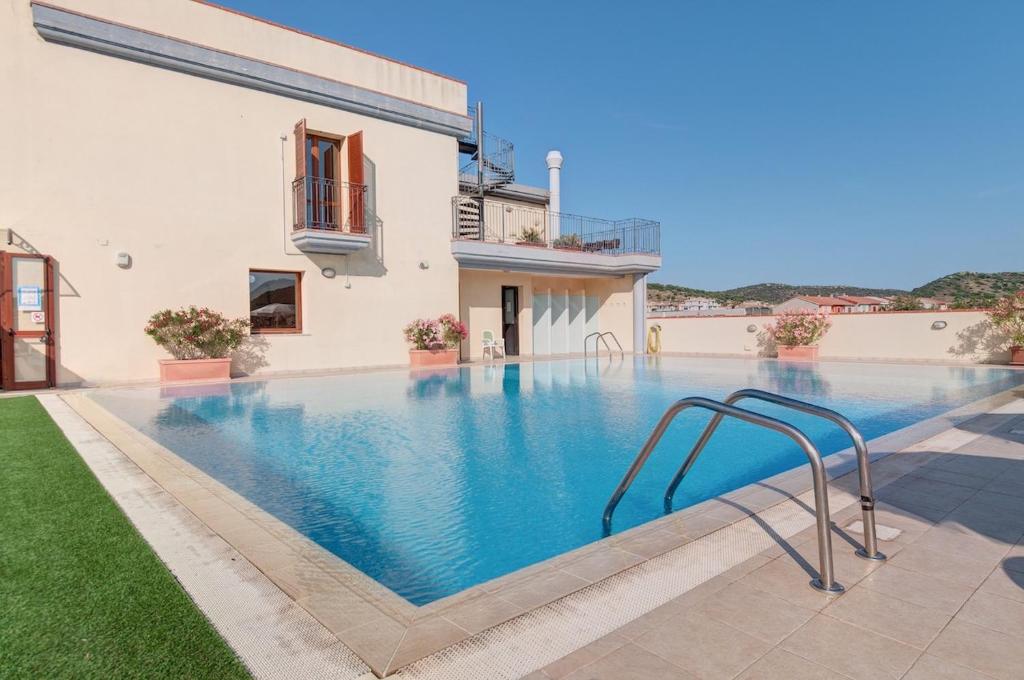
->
[[249, 270, 301, 333]]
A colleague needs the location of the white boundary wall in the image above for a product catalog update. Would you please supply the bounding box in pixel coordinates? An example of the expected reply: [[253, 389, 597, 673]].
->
[[649, 310, 1013, 364]]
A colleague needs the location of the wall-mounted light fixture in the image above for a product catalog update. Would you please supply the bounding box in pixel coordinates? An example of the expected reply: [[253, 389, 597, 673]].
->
[[321, 267, 336, 279], [931, 320, 948, 330], [746, 324, 758, 333], [115, 252, 132, 269], [419, 260, 430, 270]]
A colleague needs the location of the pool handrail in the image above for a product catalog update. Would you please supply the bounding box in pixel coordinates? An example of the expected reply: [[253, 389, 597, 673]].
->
[[663, 388, 885, 561], [584, 331, 624, 358], [602, 396, 844, 593]]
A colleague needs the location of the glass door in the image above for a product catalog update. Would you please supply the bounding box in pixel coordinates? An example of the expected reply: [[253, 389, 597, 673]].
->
[[0, 253, 56, 390]]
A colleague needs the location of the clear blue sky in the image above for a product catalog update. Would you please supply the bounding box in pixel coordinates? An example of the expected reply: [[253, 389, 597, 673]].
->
[[219, 0, 1023, 290]]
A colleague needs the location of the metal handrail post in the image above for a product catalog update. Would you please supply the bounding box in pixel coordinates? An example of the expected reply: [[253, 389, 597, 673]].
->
[[584, 332, 613, 358], [599, 331, 624, 356], [602, 397, 843, 592], [663, 389, 884, 561]]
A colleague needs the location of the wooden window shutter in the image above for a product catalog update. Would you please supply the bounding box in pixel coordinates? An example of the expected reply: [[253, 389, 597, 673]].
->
[[347, 131, 365, 233], [294, 119, 307, 229]]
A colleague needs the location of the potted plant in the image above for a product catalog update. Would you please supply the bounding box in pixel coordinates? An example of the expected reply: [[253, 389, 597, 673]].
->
[[145, 306, 249, 382], [553, 233, 583, 250], [989, 291, 1024, 365], [404, 313, 467, 367], [766, 311, 831, 360], [516, 226, 545, 247]]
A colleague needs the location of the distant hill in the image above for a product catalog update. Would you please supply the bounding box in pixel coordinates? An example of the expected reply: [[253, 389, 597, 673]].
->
[[911, 272, 1024, 307], [648, 282, 907, 306], [649, 271, 1024, 307]]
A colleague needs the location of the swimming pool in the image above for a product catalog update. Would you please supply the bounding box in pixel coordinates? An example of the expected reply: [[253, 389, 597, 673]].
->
[[91, 357, 1024, 605]]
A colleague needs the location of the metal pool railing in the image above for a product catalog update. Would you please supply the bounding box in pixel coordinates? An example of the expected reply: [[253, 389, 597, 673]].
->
[[602, 393, 884, 593]]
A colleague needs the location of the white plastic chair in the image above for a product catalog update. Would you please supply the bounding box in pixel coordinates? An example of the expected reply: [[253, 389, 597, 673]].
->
[[482, 330, 505, 360]]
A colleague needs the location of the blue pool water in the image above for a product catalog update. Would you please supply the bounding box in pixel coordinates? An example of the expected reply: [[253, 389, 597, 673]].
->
[[91, 357, 1024, 604]]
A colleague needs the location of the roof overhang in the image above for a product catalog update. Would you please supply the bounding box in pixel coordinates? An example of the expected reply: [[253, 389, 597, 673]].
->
[[451, 240, 660, 278]]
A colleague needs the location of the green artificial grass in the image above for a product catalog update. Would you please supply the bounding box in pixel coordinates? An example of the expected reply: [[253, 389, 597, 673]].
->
[[0, 396, 250, 679]]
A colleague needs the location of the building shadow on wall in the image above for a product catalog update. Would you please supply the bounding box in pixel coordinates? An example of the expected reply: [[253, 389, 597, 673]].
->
[[949, 319, 1011, 364]]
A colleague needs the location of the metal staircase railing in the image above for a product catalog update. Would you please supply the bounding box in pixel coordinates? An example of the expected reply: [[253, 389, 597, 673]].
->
[[459, 103, 515, 192], [602, 393, 883, 593]]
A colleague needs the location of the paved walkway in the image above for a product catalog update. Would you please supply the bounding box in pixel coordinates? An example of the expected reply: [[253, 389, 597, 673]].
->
[[525, 412, 1024, 680]]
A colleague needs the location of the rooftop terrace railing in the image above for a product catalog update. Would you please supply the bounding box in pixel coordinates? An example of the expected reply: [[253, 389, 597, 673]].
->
[[452, 196, 660, 256]]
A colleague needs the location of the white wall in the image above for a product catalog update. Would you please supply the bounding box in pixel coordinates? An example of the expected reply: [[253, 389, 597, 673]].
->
[[1, 0, 462, 385], [650, 311, 1014, 364]]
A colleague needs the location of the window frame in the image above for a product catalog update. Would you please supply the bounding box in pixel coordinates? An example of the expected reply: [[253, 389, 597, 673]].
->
[[248, 268, 303, 335]]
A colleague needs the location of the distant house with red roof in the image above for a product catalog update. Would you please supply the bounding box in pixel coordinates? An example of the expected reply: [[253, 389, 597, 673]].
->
[[838, 296, 891, 313], [774, 296, 857, 315]]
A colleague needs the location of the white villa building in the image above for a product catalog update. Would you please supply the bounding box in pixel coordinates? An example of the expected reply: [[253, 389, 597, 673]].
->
[[0, 0, 659, 389]]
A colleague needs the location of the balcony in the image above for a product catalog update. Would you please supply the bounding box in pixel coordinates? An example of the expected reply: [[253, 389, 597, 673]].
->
[[450, 197, 660, 277], [291, 176, 373, 254]]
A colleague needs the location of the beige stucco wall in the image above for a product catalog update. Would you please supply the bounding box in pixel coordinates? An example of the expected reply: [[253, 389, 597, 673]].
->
[[459, 271, 635, 360], [649, 311, 1012, 364], [35, 0, 467, 114], [1, 0, 462, 385]]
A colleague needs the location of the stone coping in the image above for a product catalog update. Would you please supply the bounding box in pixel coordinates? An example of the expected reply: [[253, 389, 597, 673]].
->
[[59, 379, 1024, 677]]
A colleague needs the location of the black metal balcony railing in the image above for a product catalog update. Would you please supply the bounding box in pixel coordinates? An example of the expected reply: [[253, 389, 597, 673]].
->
[[293, 176, 368, 233], [452, 196, 660, 256]]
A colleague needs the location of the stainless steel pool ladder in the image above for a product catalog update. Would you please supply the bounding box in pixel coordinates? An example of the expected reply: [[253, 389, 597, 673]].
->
[[602, 393, 884, 593], [584, 331, 624, 358], [665, 389, 885, 563]]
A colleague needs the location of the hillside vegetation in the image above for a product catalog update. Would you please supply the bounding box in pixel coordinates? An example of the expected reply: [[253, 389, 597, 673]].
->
[[650, 271, 1024, 307], [911, 272, 1024, 308]]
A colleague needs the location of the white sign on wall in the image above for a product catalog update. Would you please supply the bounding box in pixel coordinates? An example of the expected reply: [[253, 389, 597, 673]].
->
[[17, 286, 42, 311]]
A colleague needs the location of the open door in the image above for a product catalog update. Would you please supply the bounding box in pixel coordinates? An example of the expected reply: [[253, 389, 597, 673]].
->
[[501, 286, 520, 356], [0, 253, 56, 390]]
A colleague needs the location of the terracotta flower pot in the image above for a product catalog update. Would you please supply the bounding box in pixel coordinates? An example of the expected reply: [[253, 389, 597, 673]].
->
[[159, 357, 232, 383], [409, 348, 459, 368], [776, 345, 819, 361], [1011, 346, 1024, 366]]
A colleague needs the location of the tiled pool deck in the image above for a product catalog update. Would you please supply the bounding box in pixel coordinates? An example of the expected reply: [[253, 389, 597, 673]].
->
[[43, 379, 1024, 680]]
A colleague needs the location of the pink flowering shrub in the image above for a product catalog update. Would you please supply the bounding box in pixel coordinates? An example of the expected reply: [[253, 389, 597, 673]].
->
[[766, 311, 831, 347], [989, 291, 1024, 347], [145, 306, 249, 359], [438, 313, 468, 348], [403, 318, 443, 350], [403, 314, 468, 350]]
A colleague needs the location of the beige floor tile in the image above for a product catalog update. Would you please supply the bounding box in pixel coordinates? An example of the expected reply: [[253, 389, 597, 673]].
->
[[889, 544, 996, 588], [697, 581, 816, 645], [542, 632, 627, 679], [440, 593, 523, 635], [780, 615, 920, 680], [739, 556, 844, 611], [337, 614, 406, 674], [635, 608, 772, 679], [735, 649, 847, 680], [977, 564, 1024, 603], [295, 590, 384, 634], [388, 616, 468, 671], [823, 586, 951, 649], [858, 564, 974, 615], [562, 643, 697, 680], [615, 528, 690, 559], [902, 654, 992, 680], [913, 524, 1012, 562], [928, 619, 1024, 680], [957, 591, 1024, 639], [560, 548, 645, 582], [495, 569, 590, 610]]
